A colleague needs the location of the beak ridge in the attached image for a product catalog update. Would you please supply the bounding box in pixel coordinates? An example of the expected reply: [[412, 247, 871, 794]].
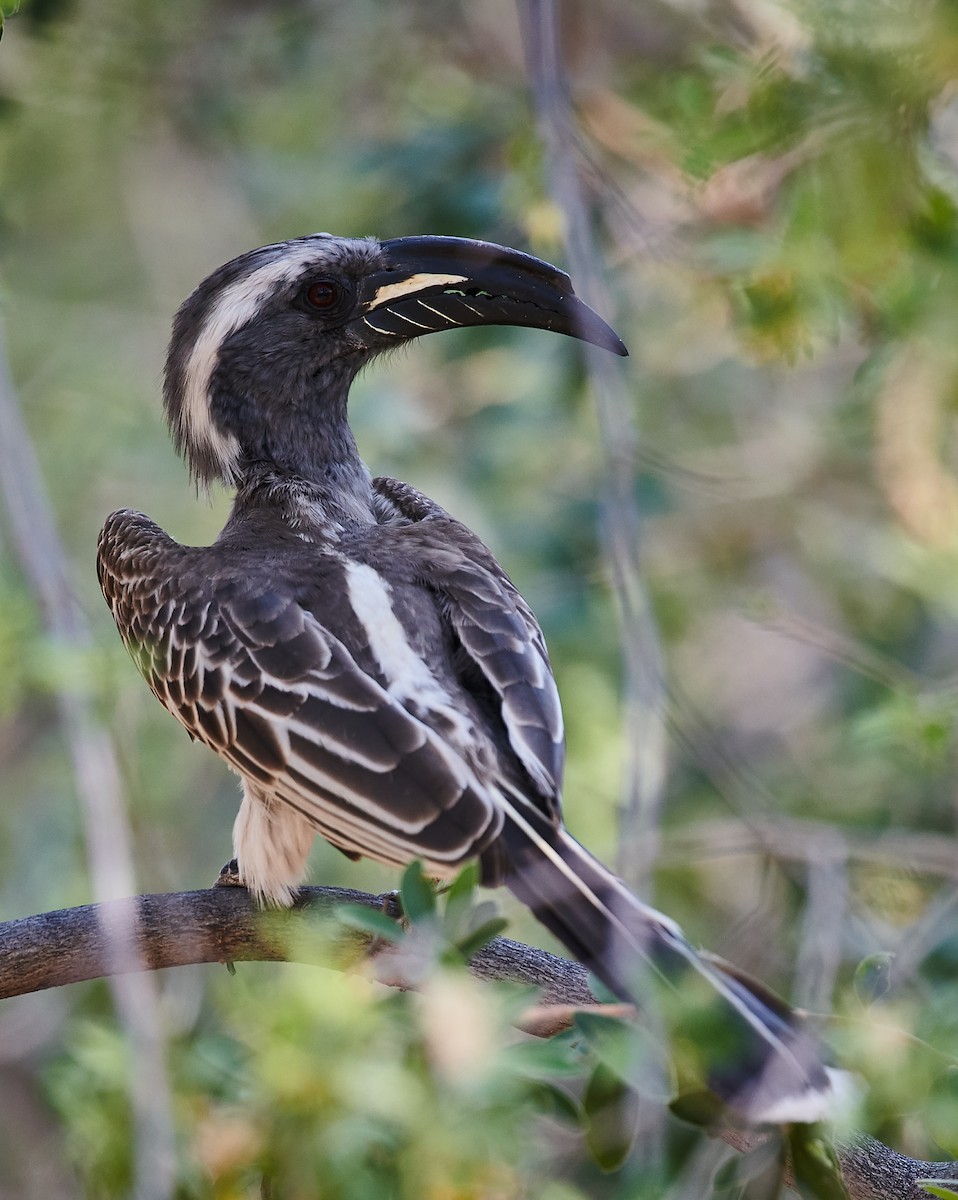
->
[[352, 236, 628, 357]]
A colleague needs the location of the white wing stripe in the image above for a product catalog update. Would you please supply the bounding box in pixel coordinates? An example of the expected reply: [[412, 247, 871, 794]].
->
[[344, 562, 473, 741], [275, 777, 477, 868]]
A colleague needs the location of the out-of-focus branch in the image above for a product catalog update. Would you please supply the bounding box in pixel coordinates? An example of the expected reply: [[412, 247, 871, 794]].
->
[[661, 816, 958, 882], [0, 322, 176, 1200], [519, 0, 670, 894], [0, 884, 954, 1200]]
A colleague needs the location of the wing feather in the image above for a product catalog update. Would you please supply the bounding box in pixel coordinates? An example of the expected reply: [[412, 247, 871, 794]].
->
[[98, 501, 562, 872], [447, 580, 564, 803], [97, 511, 503, 871], [371, 477, 565, 811]]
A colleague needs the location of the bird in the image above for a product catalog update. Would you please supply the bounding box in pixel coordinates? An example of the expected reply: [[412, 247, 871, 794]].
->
[[97, 232, 832, 1124]]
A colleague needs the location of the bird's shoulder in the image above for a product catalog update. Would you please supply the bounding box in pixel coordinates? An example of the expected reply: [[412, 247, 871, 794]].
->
[[364, 476, 521, 591], [361, 478, 552, 663], [99, 508, 338, 660]]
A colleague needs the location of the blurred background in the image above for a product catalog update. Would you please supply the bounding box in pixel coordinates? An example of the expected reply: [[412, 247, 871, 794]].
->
[[4, 0, 958, 1195]]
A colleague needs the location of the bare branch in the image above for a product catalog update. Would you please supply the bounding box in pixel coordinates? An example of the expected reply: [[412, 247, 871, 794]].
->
[[660, 816, 958, 883], [0, 885, 595, 1006]]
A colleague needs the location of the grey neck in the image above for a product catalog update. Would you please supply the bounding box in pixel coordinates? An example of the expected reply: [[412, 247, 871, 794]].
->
[[232, 458, 378, 538]]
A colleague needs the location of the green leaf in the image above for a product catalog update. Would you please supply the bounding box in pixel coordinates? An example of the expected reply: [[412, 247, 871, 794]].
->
[[452, 917, 509, 962], [399, 861, 437, 923], [442, 861, 478, 905], [0, 0, 18, 37], [926, 1066, 958, 1156], [440, 862, 479, 941], [336, 904, 404, 943], [526, 1080, 583, 1126], [917, 1183, 958, 1200], [714, 1133, 787, 1199], [669, 1089, 728, 1130], [465, 899, 500, 932], [505, 1036, 585, 1079], [573, 1011, 635, 1080], [573, 1010, 671, 1100], [582, 1060, 638, 1172], [586, 973, 622, 1005], [853, 952, 894, 1004], [788, 1125, 850, 1200]]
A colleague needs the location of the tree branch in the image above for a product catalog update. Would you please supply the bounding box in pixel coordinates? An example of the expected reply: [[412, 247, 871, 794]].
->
[[0, 885, 595, 1006], [1, 885, 956, 1199]]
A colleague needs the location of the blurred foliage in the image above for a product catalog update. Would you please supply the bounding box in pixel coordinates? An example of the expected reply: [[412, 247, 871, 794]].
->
[[4, 0, 958, 1194]]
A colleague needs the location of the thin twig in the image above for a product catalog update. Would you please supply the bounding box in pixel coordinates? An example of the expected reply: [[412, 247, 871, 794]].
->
[[519, 0, 670, 896], [794, 829, 848, 1013], [659, 816, 958, 883]]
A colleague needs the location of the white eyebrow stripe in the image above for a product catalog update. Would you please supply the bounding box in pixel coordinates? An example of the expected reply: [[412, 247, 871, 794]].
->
[[179, 243, 330, 483], [368, 272, 468, 309]]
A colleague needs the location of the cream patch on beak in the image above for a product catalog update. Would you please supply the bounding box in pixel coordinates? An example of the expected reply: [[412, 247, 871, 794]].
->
[[368, 273, 469, 310]]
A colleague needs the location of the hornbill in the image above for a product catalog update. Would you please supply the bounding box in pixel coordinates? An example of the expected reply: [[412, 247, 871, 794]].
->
[[97, 233, 831, 1123]]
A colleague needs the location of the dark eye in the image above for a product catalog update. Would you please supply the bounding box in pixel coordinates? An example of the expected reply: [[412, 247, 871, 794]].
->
[[305, 279, 342, 311]]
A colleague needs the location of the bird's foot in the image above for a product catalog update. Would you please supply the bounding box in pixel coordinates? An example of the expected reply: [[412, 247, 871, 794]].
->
[[379, 889, 403, 921], [214, 858, 246, 889], [214, 859, 246, 976]]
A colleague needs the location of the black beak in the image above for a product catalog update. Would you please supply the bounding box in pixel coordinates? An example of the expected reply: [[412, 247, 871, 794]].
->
[[349, 236, 628, 356]]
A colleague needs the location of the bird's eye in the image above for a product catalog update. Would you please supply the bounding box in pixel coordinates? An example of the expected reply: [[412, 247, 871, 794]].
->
[[305, 279, 342, 311]]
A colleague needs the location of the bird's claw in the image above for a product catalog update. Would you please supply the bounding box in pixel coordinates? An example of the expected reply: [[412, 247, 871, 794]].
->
[[214, 858, 245, 889], [212, 860, 246, 977]]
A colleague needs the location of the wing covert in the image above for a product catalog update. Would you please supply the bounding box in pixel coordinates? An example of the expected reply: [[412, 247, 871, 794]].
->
[[372, 477, 566, 811], [97, 510, 503, 872]]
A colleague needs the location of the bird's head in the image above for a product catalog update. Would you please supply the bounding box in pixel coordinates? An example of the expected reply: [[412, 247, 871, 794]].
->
[[164, 233, 627, 487]]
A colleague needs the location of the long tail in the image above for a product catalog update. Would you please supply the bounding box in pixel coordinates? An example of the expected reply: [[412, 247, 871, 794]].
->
[[490, 797, 832, 1124]]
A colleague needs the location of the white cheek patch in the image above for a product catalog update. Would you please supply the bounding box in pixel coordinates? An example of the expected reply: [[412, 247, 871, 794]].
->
[[179, 240, 348, 483], [368, 273, 468, 310]]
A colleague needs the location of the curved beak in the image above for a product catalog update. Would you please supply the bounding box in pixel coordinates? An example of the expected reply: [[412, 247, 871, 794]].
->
[[349, 236, 628, 356]]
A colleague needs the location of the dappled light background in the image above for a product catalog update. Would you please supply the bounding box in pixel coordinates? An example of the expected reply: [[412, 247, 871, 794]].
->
[[4, 0, 958, 1193]]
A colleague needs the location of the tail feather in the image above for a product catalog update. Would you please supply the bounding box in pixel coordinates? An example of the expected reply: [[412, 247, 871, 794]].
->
[[488, 797, 832, 1124]]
